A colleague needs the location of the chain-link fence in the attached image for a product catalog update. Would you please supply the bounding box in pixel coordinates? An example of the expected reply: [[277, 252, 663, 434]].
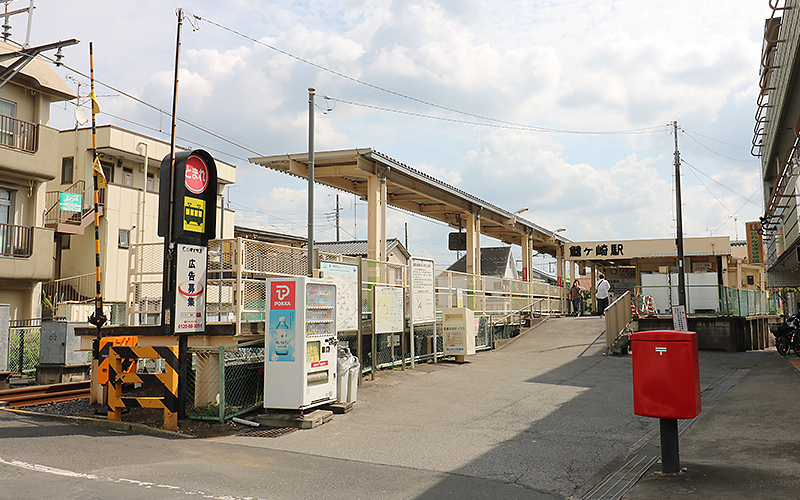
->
[[7, 325, 41, 375], [186, 338, 264, 422]]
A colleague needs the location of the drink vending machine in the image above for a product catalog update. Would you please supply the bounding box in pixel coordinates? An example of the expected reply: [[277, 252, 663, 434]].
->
[[264, 277, 338, 410]]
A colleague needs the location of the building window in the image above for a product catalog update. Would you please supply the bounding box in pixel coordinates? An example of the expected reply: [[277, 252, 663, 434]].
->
[[0, 188, 12, 225], [0, 98, 16, 147], [59, 233, 70, 249], [61, 157, 74, 184], [119, 229, 130, 249], [123, 167, 133, 186], [100, 160, 114, 184], [147, 173, 155, 192]]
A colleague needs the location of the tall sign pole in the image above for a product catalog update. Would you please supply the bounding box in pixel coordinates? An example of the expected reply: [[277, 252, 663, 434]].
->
[[673, 121, 687, 309], [308, 88, 316, 277]]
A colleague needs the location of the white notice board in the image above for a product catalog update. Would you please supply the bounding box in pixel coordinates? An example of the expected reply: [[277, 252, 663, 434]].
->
[[410, 258, 435, 323], [320, 261, 359, 331], [373, 285, 404, 334]]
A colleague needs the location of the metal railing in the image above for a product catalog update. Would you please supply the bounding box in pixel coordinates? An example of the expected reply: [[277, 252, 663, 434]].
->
[[633, 285, 781, 318], [44, 180, 95, 227], [0, 113, 38, 153], [0, 222, 33, 257], [43, 273, 95, 304], [605, 291, 632, 352], [127, 238, 564, 329]]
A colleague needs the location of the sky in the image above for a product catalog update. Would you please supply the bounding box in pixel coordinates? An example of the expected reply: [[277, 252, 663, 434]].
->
[[25, 0, 770, 270]]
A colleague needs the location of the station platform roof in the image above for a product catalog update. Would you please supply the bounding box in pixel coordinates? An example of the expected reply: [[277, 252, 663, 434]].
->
[[249, 148, 569, 256]]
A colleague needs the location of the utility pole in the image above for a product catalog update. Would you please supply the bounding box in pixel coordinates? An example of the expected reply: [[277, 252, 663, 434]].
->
[[673, 121, 686, 309]]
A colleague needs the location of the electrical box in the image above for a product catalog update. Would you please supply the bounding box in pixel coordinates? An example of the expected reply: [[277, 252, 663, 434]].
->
[[39, 319, 90, 366], [442, 307, 476, 357], [631, 330, 701, 419], [264, 277, 338, 410]]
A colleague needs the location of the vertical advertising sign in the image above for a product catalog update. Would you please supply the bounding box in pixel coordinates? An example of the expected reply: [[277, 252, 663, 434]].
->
[[175, 244, 207, 332], [746, 221, 763, 264], [268, 280, 297, 362]]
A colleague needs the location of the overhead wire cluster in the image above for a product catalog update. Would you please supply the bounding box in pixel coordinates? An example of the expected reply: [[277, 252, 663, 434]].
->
[[6, 11, 759, 239]]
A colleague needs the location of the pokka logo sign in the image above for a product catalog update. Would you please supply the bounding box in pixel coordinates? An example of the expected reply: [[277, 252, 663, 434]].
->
[[271, 281, 296, 310]]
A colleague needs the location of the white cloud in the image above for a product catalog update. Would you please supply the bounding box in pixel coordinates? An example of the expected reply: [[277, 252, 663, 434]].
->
[[33, 0, 771, 262]]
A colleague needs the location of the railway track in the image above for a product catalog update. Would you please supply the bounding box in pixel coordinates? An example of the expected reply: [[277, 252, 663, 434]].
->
[[0, 381, 91, 409]]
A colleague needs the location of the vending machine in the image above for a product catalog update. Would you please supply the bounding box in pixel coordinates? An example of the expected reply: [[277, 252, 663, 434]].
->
[[264, 277, 338, 410]]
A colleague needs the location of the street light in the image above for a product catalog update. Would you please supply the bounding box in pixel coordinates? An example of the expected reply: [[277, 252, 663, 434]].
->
[[511, 207, 528, 225]]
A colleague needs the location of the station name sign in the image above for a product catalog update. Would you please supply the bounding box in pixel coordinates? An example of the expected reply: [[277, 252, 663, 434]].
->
[[569, 243, 624, 259]]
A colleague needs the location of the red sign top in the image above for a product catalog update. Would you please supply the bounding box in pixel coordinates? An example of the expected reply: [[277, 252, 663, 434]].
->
[[271, 281, 296, 310], [185, 154, 209, 195]]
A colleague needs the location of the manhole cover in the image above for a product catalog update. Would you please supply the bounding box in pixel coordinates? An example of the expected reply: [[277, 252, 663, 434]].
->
[[237, 426, 297, 438]]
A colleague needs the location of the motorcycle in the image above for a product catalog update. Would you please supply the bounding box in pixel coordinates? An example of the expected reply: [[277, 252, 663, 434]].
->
[[770, 314, 800, 356]]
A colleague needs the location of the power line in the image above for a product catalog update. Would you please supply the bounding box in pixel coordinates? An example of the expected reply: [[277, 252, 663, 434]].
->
[[681, 159, 760, 206], [682, 131, 755, 162], [328, 97, 665, 135], [682, 129, 750, 150], [195, 13, 665, 136]]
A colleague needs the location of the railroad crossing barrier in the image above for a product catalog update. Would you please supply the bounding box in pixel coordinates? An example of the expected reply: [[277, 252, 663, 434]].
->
[[107, 346, 178, 431]]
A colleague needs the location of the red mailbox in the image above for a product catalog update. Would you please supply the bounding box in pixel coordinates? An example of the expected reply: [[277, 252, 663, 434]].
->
[[631, 330, 701, 419]]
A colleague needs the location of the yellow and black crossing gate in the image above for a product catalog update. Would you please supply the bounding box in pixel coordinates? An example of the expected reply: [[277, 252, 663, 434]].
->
[[107, 346, 179, 431]]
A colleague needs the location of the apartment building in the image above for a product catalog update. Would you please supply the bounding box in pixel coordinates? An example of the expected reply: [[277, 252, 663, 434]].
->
[[47, 125, 236, 322], [0, 41, 76, 321]]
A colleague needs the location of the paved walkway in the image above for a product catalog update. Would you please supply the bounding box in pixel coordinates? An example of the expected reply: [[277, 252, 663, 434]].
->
[[616, 347, 800, 500], [215, 316, 780, 499]]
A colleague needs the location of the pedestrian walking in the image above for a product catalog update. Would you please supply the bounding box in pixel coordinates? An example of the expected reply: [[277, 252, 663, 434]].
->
[[569, 280, 582, 316], [596, 273, 611, 316]]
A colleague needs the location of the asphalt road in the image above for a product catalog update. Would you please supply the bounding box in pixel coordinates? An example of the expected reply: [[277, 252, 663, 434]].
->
[[0, 317, 770, 500]]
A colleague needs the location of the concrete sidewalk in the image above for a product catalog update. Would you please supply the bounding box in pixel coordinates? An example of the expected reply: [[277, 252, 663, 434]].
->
[[216, 316, 781, 499], [617, 350, 800, 500]]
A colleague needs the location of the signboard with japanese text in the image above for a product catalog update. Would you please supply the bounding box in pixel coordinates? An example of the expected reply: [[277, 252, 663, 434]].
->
[[746, 222, 763, 264], [373, 285, 404, 334], [671, 304, 688, 332], [59, 192, 82, 212], [410, 258, 435, 323], [319, 261, 359, 331], [566, 237, 731, 261], [175, 243, 207, 333]]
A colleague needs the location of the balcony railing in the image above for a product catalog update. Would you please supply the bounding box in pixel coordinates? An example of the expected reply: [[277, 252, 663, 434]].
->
[[0, 114, 38, 153], [0, 223, 33, 257]]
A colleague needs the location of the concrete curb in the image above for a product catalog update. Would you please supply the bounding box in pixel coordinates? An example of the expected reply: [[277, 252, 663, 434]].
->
[[0, 406, 193, 439]]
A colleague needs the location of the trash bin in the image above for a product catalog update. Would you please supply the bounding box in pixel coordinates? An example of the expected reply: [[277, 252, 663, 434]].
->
[[631, 330, 701, 419], [337, 347, 353, 403], [347, 355, 360, 403]]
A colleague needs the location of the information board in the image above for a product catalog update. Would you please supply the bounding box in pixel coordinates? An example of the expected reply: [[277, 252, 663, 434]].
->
[[409, 258, 435, 323], [175, 243, 207, 333], [373, 285, 404, 334], [320, 261, 359, 331]]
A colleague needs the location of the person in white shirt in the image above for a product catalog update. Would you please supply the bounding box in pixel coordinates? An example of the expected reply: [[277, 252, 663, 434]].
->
[[596, 273, 611, 316]]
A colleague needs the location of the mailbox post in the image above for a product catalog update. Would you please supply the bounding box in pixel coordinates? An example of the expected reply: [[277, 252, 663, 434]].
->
[[631, 330, 701, 473]]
